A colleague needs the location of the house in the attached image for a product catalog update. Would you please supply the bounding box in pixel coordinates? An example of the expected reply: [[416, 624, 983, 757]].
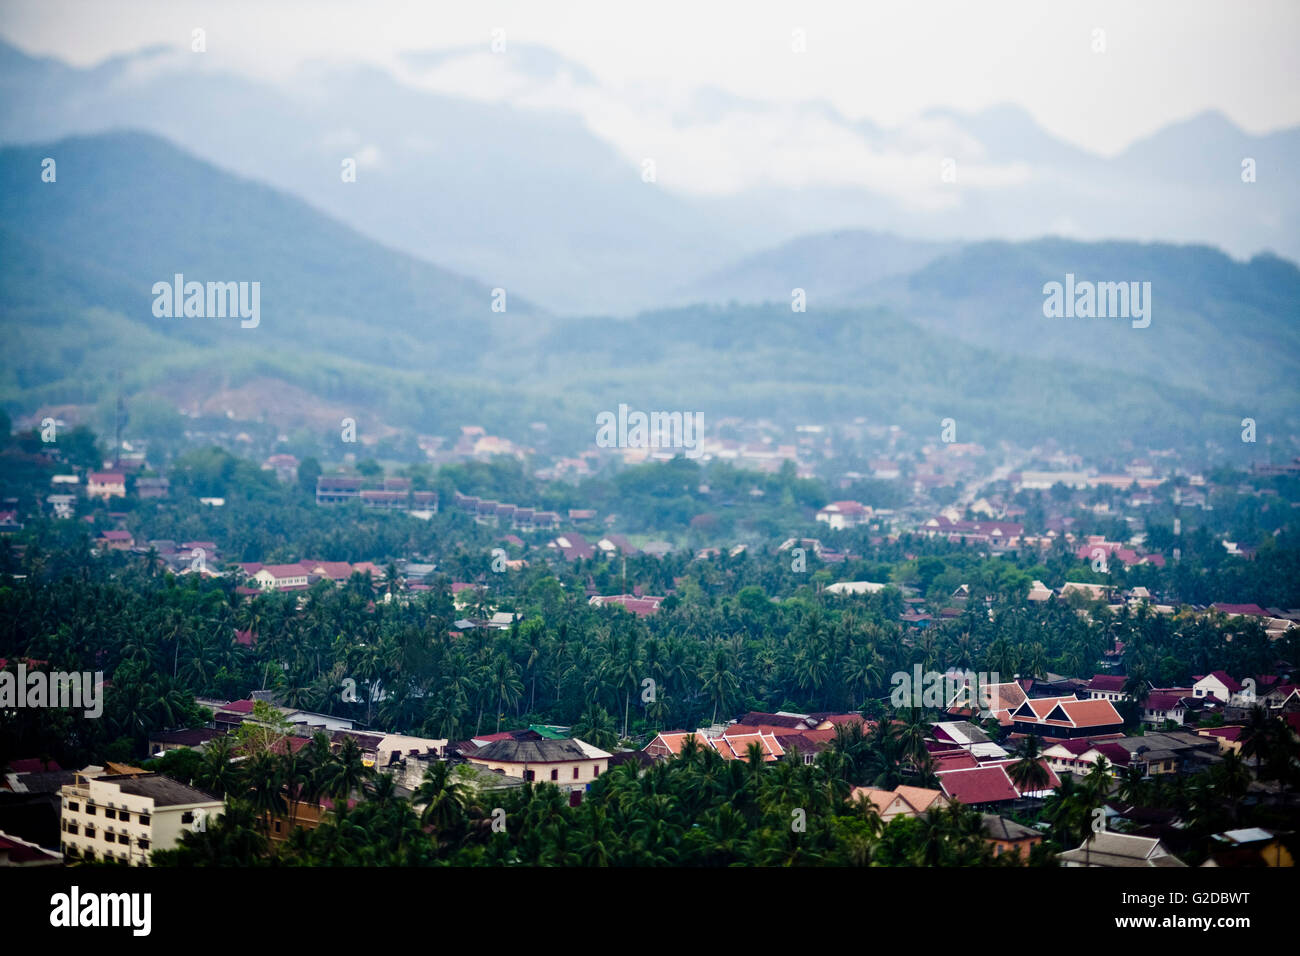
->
[[773, 729, 837, 763], [86, 472, 126, 500], [930, 721, 1008, 759], [1009, 696, 1125, 739], [0, 759, 75, 852], [825, 581, 889, 596], [315, 476, 363, 505], [1058, 831, 1186, 867], [643, 727, 790, 763], [60, 768, 224, 865], [935, 765, 1022, 808], [97, 529, 135, 551], [1041, 737, 1131, 776], [848, 786, 948, 823], [981, 814, 1043, 862], [463, 738, 610, 804], [588, 593, 664, 617], [302, 560, 355, 583], [1211, 602, 1269, 618], [1085, 674, 1131, 704], [135, 476, 170, 499], [920, 516, 1024, 548], [1203, 828, 1294, 867], [1110, 732, 1219, 775], [0, 830, 62, 867], [816, 500, 872, 530], [596, 534, 638, 556], [262, 454, 299, 483], [1027, 580, 1054, 602], [411, 491, 439, 514], [253, 564, 312, 591], [1140, 691, 1195, 727], [644, 731, 709, 759], [360, 490, 407, 510], [1198, 725, 1245, 755], [147, 728, 226, 755], [1193, 671, 1243, 703], [550, 533, 595, 561], [946, 680, 1028, 726], [709, 732, 785, 762], [1058, 581, 1115, 601]]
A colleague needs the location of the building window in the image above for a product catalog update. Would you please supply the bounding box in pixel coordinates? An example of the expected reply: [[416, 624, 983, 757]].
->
[[140, 814, 150, 825], [104, 808, 116, 820], [85, 804, 95, 816], [551, 769, 559, 781], [68, 824, 79, 836], [524, 770, 535, 782], [138, 839, 149, 851], [593, 765, 599, 778], [181, 811, 195, 825], [573, 767, 580, 779], [67, 801, 79, 812], [274, 821, 282, 833], [84, 827, 95, 839]]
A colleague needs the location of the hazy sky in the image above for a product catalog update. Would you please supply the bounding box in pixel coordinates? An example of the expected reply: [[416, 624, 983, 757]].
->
[[3, 0, 1297, 156]]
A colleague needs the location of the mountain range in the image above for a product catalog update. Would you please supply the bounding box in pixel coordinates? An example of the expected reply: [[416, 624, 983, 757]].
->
[[2, 129, 1294, 459], [2, 38, 1297, 316]]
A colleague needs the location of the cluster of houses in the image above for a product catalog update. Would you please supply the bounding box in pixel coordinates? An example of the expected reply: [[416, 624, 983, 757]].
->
[[44, 469, 173, 519], [316, 476, 438, 516], [1084, 670, 1300, 727], [449, 491, 562, 531], [96, 536, 224, 575], [233, 558, 387, 594], [4, 674, 1294, 866]]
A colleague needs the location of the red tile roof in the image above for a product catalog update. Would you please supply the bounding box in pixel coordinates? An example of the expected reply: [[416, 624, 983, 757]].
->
[[1087, 674, 1127, 692], [7, 757, 62, 773], [1212, 603, 1268, 617], [937, 765, 1020, 804]]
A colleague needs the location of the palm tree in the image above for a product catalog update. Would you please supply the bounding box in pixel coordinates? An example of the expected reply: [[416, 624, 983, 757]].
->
[[413, 762, 470, 836], [245, 751, 287, 832], [196, 735, 242, 796], [488, 655, 523, 732], [895, 709, 931, 781], [1116, 764, 1148, 806], [319, 736, 372, 807], [1007, 734, 1051, 799], [1082, 755, 1113, 801], [699, 642, 741, 725], [572, 704, 617, 751], [841, 644, 883, 711]]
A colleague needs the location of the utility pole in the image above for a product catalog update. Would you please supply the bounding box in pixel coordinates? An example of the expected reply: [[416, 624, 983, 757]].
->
[[113, 369, 125, 468]]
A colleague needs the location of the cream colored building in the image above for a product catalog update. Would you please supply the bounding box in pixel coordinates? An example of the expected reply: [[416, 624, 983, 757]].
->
[[464, 738, 610, 793], [60, 767, 223, 865]]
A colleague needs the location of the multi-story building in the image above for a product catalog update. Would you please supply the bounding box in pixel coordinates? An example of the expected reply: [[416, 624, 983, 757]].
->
[[60, 768, 223, 865], [86, 472, 126, 500]]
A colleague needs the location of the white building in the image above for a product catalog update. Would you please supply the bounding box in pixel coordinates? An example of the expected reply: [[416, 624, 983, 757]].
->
[[60, 768, 224, 866]]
